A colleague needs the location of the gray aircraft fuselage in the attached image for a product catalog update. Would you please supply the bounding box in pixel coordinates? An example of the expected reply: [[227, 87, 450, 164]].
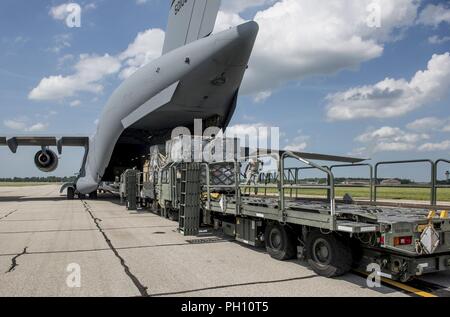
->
[[76, 22, 259, 194]]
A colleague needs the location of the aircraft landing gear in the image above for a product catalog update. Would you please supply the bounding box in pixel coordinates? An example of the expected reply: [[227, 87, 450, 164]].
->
[[67, 187, 75, 200], [89, 191, 98, 200]]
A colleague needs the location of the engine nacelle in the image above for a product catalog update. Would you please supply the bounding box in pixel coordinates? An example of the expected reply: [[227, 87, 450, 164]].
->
[[34, 150, 59, 173]]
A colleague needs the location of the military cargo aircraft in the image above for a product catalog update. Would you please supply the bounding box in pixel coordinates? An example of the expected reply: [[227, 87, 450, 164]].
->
[[1, 0, 362, 199], [1, 0, 261, 198]]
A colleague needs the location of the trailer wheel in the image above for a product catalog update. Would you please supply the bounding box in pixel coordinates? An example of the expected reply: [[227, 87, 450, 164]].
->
[[168, 209, 179, 222], [67, 187, 75, 200], [306, 231, 352, 278], [265, 223, 297, 261]]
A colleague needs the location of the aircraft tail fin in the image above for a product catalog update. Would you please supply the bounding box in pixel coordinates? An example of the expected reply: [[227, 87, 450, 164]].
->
[[162, 0, 221, 54]]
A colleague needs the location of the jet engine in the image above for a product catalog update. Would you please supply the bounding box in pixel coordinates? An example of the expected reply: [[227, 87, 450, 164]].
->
[[34, 149, 59, 173]]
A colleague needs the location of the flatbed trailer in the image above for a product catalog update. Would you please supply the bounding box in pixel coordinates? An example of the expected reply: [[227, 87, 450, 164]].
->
[[143, 144, 450, 282], [206, 195, 450, 280]]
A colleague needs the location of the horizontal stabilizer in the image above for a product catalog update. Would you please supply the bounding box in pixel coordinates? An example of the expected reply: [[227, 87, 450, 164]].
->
[[162, 0, 221, 54]]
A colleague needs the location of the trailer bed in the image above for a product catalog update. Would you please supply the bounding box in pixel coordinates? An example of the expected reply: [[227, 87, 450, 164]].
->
[[206, 195, 443, 233], [212, 196, 431, 220]]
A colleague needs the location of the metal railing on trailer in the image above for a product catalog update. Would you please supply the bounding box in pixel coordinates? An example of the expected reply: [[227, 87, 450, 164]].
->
[[282, 163, 374, 202], [374, 159, 440, 207], [282, 165, 328, 199], [280, 151, 337, 229], [435, 159, 450, 206], [329, 163, 374, 202], [199, 155, 450, 231], [281, 158, 449, 208], [375, 159, 435, 205], [201, 152, 339, 230]]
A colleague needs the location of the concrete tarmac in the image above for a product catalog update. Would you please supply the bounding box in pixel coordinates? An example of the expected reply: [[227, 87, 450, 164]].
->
[[0, 185, 448, 297]]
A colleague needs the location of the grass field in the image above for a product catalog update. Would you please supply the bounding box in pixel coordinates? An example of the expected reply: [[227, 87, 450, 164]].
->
[[0, 182, 59, 187], [272, 186, 450, 202], [1, 183, 449, 203]]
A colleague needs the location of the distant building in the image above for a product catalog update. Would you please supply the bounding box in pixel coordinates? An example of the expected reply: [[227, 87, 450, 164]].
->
[[341, 180, 370, 186], [380, 179, 401, 186], [299, 181, 320, 185]]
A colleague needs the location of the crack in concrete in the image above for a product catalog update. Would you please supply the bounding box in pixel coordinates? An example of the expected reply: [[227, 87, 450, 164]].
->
[[0, 210, 17, 221], [81, 201, 149, 297], [6, 247, 28, 273], [150, 275, 318, 297], [0, 225, 176, 235], [0, 240, 231, 258]]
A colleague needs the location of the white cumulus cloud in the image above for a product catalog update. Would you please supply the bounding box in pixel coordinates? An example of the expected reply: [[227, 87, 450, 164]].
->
[[419, 140, 450, 152], [49, 3, 72, 20], [27, 122, 49, 132], [34, 0, 429, 105], [428, 35, 450, 44], [354, 126, 429, 153], [214, 10, 246, 33], [219, 0, 420, 101], [70, 100, 81, 107], [4, 120, 27, 131], [118, 28, 165, 80], [221, 0, 276, 13], [284, 131, 310, 152], [29, 27, 164, 101], [29, 54, 121, 101], [326, 52, 450, 121], [407, 117, 450, 132], [4, 118, 49, 132], [417, 3, 450, 27]]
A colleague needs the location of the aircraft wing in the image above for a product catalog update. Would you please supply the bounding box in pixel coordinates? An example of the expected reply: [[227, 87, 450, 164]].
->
[[0, 136, 89, 154], [281, 150, 367, 163], [245, 148, 367, 164]]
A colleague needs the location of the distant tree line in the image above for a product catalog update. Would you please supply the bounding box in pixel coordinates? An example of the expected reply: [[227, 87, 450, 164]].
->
[[284, 177, 449, 185], [0, 176, 76, 183], [283, 177, 419, 185]]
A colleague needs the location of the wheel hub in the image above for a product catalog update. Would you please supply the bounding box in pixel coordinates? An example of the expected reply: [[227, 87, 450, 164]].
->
[[270, 230, 282, 250], [312, 238, 331, 266]]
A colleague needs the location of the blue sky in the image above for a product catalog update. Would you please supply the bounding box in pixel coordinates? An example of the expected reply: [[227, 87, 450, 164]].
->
[[0, 0, 449, 181]]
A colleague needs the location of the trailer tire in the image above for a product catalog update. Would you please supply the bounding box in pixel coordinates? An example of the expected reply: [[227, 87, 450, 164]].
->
[[168, 209, 179, 222], [306, 231, 352, 278], [67, 187, 75, 200], [265, 223, 297, 261]]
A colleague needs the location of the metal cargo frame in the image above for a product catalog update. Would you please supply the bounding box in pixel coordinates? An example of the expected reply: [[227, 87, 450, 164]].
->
[[201, 153, 450, 234], [203, 152, 356, 232]]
